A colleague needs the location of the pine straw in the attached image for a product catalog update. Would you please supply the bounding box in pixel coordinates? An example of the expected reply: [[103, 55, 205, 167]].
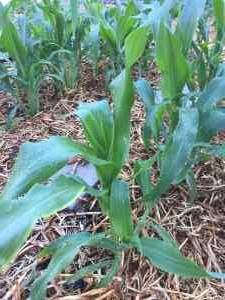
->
[[1, 63, 225, 300]]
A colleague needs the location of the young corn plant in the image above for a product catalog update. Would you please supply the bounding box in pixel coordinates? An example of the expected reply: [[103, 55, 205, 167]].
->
[[32, 0, 87, 92], [1, 24, 225, 299], [86, 0, 144, 77], [188, 0, 225, 89], [0, 3, 48, 116], [136, 0, 225, 199]]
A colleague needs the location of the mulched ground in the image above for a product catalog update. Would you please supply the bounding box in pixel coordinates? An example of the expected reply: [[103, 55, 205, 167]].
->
[[0, 62, 225, 300]]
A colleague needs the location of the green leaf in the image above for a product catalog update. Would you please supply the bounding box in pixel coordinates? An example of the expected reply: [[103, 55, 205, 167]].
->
[[213, 0, 225, 31], [197, 77, 225, 112], [198, 109, 225, 141], [125, 26, 149, 68], [67, 259, 112, 284], [110, 69, 134, 177], [145, 103, 170, 147], [134, 160, 153, 201], [32, 233, 123, 299], [76, 100, 114, 160], [202, 143, 225, 158], [141, 237, 209, 278], [110, 180, 133, 242], [0, 136, 83, 202], [100, 22, 117, 54], [70, 0, 79, 37], [0, 12, 27, 77], [135, 78, 155, 111], [156, 23, 189, 99], [176, 0, 206, 53], [186, 169, 198, 202], [116, 15, 137, 45], [135, 79, 162, 147], [30, 232, 92, 300], [151, 108, 199, 203], [150, 0, 175, 36], [0, 176, 85, 271]]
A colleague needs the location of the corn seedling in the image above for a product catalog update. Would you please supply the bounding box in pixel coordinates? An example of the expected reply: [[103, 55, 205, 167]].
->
[[0, 3, 50, 116], [135, 0, 225, 200]]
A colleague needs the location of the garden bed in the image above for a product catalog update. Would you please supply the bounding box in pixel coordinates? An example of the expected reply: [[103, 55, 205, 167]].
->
[[1, 62, 225, 299], [1, 1, 225, 299]]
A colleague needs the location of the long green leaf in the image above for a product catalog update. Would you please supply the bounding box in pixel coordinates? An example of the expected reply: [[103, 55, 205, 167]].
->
[[202, 143, 225, 158], [0, 136, 83, 202], [110, 69, 134, 177], [125, 26, 149, 68], [176, 0, 206, 53], [30, 232, 91, 300], [197, 77, 225, 112], [0, 14, 27, 77], [32, 233, 123, 299], [156, 23, 189, 99], [151, 108, 199, 203], [141, 237, 209, 278], [198, 109, 225, 141], [70, 0, 79, 37], [110, 180, 133, 242], [213, 0, 225, 31], [116, 15, 137, 45], [134, 160, 153, 201], [0, 176, 85, 270]]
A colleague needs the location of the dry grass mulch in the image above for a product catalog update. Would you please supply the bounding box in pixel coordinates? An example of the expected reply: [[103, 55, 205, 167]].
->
[[0, 63, 225, 300]]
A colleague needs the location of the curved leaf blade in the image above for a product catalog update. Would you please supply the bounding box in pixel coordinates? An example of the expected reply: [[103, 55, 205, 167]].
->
[[110, 69, 134, 177], [0, 136, 83, 202], [0, 176, 85, 270], [151, 108, 199, 203], [198, 109, 225, 141], [176, 0, 206, 53], [156, 23, 189, 99], [197, 77, 225, 112], [141, 237, 209, 278], [125, 26, 149, 68], [213, 0, 225, 31], [30, 232, 92, 300]]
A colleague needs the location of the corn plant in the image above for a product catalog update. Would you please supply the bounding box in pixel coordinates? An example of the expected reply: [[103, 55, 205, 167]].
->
[[33, 0, 87, 91], [1, 24, 224, 299], [0, 3, 49, 116], [85, 0, 146, 77], [136, 0, 225, 199], [188, 0, 225, 89]]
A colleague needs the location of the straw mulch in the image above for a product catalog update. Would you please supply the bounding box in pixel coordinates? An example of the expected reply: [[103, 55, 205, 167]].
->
[[0, 62, 225, 300]]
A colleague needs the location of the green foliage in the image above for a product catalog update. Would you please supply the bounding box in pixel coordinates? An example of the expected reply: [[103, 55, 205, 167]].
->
[[156, 23, 189, 99], [141, 237, 209, 278], [1, 1, 225, 297], [30, 232, 92, 300], [125, 26, 149, 68], [0, 136, 82, 202], [176, 0, 206, 53], [110, 180, 133, 242], [0, 176, 85, 270], [76, 100, 114, 160], [0, 5, 44, 115]]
